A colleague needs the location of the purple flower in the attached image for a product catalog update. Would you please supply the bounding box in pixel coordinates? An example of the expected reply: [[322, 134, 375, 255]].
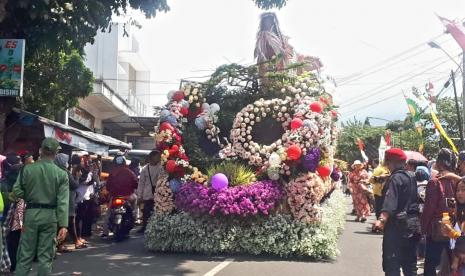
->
[[330, 167, 341, 181], [175, 180, 284, 217], [302, 148, 320, 172]]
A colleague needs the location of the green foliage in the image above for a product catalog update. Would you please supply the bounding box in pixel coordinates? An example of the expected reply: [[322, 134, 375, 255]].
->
[[182, 62, 313, 169], [421, 97, 463, 155], [206, 161, 256, 186], [336, 119, 385, 163], [253, 0, 288, 9], [21, 49, 93, 119], [0, 1, 169, 57], [0, 0, 168, 119], [145, 189, 346, 258]]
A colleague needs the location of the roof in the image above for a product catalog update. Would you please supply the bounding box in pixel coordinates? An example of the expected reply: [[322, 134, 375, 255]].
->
[[15, 109, 132, 150]]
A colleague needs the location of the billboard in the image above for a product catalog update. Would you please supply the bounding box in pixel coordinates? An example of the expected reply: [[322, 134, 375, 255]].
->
[[0, 39, 25, 97]]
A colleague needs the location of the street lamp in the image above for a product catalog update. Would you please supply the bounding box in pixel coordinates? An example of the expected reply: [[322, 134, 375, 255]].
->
[[427, 41, 463, 71]]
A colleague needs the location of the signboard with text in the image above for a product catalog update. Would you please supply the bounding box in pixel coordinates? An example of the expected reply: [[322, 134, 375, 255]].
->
[[0, 39, 25, 97], [69, 107, 95, 130]]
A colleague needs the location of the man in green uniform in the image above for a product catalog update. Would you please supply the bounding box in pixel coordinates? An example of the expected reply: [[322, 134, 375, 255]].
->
[[13, 138, 69, 276]]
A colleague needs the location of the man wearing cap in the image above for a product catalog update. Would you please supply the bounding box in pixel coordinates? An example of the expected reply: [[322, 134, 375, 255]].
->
[[13, 138, 69, 276], [373, 148, 420, 276]]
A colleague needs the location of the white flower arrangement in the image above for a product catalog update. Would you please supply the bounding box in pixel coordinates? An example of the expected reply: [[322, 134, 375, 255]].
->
[[145, 189, 347, 258]]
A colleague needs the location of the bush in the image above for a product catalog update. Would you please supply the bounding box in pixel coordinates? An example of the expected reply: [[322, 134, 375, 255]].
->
[[145, 189, 346, 259], [206, 161, 256, 186]]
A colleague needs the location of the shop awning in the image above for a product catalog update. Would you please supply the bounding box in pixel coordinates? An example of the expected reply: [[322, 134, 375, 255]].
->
[[14, 109, 132, 154]]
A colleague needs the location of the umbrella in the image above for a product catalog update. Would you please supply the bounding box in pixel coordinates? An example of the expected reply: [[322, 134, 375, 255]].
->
[[404, 151, 428, 162]]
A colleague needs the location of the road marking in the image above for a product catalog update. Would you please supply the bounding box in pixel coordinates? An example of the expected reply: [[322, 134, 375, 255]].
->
[[203, 259, 234, 276]]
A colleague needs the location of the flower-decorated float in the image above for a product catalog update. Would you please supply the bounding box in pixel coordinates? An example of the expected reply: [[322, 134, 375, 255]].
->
[[145, 12, 346, 258]]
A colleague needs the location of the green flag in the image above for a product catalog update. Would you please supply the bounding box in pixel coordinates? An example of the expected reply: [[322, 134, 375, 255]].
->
[[405, 96, 421, 122]]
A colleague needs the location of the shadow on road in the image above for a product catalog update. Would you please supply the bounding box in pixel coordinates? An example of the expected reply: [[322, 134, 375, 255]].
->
[[52, 234, 219, 276]]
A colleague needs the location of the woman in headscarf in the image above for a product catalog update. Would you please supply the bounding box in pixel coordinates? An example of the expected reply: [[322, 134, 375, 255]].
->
[[422, 148, 458, 276], [349, 160, 371, 222], [55, 153, 85, 251]]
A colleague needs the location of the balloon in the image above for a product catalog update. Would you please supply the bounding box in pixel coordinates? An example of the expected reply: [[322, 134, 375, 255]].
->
[[173, 91, 185, 102], [202, 103, 210, 111], [167, 91, 175, 101], [163, 115, 178, 127], [309, 102, 323, 113], [180, 107, 189, 116], [290, 118, 303, 130], [269, 152, 282, 166], [181, 100, 190, 108], [195, 117, 207, 130], [211, 173, 228, 191], [287, 145, 302, 160], [160, 109, 171, 119], [169, 178, 182, 193], [159, 122, 175, 132], [165, 160, 177, 173], [317, 165, 332, 177], [210, 103, 220, 113]]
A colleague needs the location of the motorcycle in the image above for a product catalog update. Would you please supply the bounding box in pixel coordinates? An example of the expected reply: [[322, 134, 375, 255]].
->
[[108, 196, 135, 241]]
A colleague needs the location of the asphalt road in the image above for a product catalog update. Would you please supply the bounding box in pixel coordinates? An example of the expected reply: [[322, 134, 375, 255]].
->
[[50, 200, 384, 276]]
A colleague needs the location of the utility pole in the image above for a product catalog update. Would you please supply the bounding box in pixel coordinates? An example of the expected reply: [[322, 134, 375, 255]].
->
[[451, 70, 465, 149], [463, 53, 465, 150]]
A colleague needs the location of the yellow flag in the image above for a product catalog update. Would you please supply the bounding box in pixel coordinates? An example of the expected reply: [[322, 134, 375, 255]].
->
[[431, 108, 458, 153]]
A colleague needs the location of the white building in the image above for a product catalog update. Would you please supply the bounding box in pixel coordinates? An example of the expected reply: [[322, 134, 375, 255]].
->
[[69, 23, 156, 149]]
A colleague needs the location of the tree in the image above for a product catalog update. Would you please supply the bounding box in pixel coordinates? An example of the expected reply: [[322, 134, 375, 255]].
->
[[0, 0, 169, 151], [336, 119, 385, 163], [421, 97, 462, 156], [21, 49, 94, 119]]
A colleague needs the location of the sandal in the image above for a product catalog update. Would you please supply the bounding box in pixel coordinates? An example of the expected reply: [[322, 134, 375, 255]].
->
[[75, 243, 88, 249], [57, 248, 74, 253]]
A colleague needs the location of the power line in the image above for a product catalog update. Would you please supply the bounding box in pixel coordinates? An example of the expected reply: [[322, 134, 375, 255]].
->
[[341, 70, 461, 118], [340, 53, 462, 109], [336, 34, 452, 86]]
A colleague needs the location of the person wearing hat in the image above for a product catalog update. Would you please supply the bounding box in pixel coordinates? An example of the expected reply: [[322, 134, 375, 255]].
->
[[12, 138, 69, 276], [421, 148, 458, 276], [348, 160, 371, 222], [373, 148, 420, 276], [369, 158, 390, 220]]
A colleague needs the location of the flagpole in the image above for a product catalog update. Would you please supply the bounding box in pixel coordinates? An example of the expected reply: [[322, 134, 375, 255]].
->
[[451, 69, 465, 148]]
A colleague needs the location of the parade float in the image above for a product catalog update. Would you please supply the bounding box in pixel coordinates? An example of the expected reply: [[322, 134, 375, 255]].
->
[[145, 13, 346, 259]]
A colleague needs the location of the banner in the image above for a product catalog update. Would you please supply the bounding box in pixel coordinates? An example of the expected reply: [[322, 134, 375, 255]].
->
[[0, 39, 25, 97], [44, 125, 108, 155], [431, 108, 458, 153], [404, 92, 424, 152], [378, 136, 390, 163], [437, 15, 465, 51]]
